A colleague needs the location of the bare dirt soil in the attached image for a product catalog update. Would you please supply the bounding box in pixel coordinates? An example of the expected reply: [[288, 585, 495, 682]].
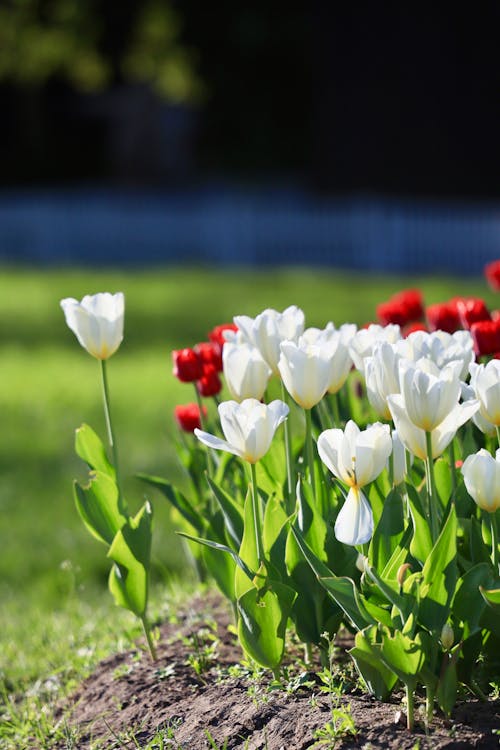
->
[[53, 593, 500, 749]]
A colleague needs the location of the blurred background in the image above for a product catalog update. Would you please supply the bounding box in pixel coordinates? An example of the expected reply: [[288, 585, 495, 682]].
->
[[1, 2, 500, 270]]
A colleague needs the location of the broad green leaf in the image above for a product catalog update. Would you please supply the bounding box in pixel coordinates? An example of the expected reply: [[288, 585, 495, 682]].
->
[[349, 627, 399, 700], [137, 473, 202, 532], [262, 494, 289, 580], [376, 625, 426, 686], [453, 563, 493, 636], [202, 543, 236, 602], [363, 565, 410, 623], [107, 501, 153, 617], [436, 660, 458, 718], [237, 581, 296, 668], [259, 435, 287, 496], [419, 505, 458, 633], [369, 487, 406, 571], [380, 526, 412, 580], [434, 457, 452, 514], [319, 577, 376, 632], [469, 516, 491, 566], [295, 477, 328, 559], [207, 476, 244, 550], [235, 490, 262, 599], [177, 532, 255, 582], [480, 585, 500, 609], [74, 471, 126, 546], [75, 423, 116, 479], [406, 482, 433, 565]]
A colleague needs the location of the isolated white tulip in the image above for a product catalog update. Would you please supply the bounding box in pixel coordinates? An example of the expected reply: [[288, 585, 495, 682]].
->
[[278, 336, 337, 409], [60, 292, 124, 360], [349, 324, 401, 375], [317, 420, 392, 545], [469, 360, 500, 427], [222, 341, 271, 401], [462, 449, 500, 513], [195, 398, 289, 464], [234, 306, 305, 375], [398, 358, 463, 432], [364, 342, 402, 419]]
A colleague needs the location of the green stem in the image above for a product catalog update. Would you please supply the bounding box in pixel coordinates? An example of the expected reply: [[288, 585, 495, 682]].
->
[[425, 431, 438, 543], [194, 385, 212, 477], [141, 615, 157, 661], [305, 408, 316, 497], [496, 425, 500, 450], [425, 685, 435, 726], [329, 391, 341, 427], [100, 359, 121, 493], [388, 448, 394, 489], [304, 642, 313, 666], [448, 440, 457, 497], [490, 511, 499, 573], [280, 381, 294, 511], [251, 462, 264, 563], [406, 684, 414, 731]]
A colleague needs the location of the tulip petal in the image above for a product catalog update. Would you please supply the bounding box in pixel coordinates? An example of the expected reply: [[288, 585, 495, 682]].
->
[[193, 429, 243, 458], [334, 487, 374, 546]]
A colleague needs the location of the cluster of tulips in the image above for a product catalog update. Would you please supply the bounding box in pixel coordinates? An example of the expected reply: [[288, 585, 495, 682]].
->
[[61, 265, 500, 731]]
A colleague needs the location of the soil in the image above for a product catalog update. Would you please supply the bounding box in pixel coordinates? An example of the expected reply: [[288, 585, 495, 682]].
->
[[53, 593, 499, 750]]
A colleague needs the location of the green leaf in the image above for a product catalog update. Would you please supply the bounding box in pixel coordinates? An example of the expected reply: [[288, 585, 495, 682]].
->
[[202, 543, 236, 602], [262, 494, 289, 580], [319, 577, 376, 632], [406, 482, 433, 565], [349, 627, 399, 700], [259, 435, 287, 496], [177, 532, 255, 582], [419, 505, 458, 633], [453, 563, 493, 637], [107, 501, 153, 617], [480, 585, 500, 609], [207, 476, 244, 550], [369, 487, 406, 572], [137, 473, 202, 532], [436, 660, 458, 718], [74, 471, 126, 546], [235, 489, 262, 599], [75, 423, 115, 479], [237, 580, 296, 669], [434, 457, 452, 513], [376, 625, 426, 686]]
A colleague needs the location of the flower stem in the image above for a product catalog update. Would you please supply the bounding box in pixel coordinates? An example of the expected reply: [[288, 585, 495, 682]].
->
[[100, 359, 121, 493], [496, 425, 500, 450], [194, 385, 212, 477], [490, 510, 499, 573], [330, 391, 341, 427], [141, 614, 157, 661], [425, 431, 438, 543], [448, 440, 457, 498], [281, 381, 294, 512], [251, 462, 264, 563], [425, 684, 435, 726], [305, 408, 316, 497], [406, 684, 415, 731]]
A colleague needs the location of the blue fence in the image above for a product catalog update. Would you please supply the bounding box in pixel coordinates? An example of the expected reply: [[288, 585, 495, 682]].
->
[[0, 187, 499, 273]]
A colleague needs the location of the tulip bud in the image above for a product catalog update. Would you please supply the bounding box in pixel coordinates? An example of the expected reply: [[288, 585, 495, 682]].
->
[[174, 403, 207, 433], [440, 623, 454, 651], [172, 348, 203, 383], [196, 364, 222, 397], [397, 563, 412, 588]]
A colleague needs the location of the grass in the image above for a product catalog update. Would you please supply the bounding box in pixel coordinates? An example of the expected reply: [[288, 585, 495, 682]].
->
[[0, 263, 496, 748]]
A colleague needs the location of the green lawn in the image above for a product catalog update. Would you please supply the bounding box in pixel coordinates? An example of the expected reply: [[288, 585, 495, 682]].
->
[[0, 264, 496, 747]]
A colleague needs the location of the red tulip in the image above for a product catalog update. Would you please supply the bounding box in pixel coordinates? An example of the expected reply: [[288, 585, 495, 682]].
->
[[172, 348, 203, 383], [403, 322, 428, 337], [455, 297, 491, 329], [197, 364, 222, 397], [208, 323, 238, 348], [426, 302, 461, 333], [174, 403, 207, 432], [485, 259, 500, 291], [470, 319, 500, 357], [195, 341, 223, 372], [376, 288, 424, 327]]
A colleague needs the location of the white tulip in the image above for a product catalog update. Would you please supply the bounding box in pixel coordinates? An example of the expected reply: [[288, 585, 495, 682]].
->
[[390, 429, 410, 485], [317, 420, 392, 545], [462, 449, 500, 513], [60, 292, 124, 360], [364, 341, 402, 419], [303, 323, 357, 394], [222, 342, 271, 402], [349, 324, 401, 375], [195, 398, 289, 464], [401, 330, 474, 380], [398, 358, 463, 432], [278, 335, 336, 409], [469, 360, 500, 427], [461, 382, 496, 437], [234, 306, 305, 375], [387, 393, 479, 460]]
